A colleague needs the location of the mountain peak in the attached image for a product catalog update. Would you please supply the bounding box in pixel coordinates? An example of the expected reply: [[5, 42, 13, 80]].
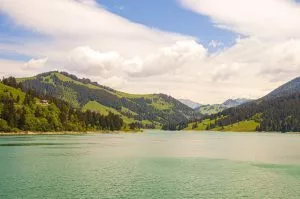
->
[[222, 98, 252, 108], [178, 99, 202, 109], [264, 77, 300, 99]]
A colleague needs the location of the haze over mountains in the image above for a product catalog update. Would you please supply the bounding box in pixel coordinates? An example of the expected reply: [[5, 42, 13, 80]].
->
[[178, 99, 202, 109], [180, 98, 252, 115]]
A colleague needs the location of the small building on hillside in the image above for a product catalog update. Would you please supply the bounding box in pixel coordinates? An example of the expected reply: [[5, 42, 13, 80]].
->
[[40, 100, 49, 105]]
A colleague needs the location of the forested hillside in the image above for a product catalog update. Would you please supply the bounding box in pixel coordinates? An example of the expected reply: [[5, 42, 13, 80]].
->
[[0, 77, 123, 132], [264, 77, 300, 99], [19, 71, 199, 129], [188, 77, 300, 132]]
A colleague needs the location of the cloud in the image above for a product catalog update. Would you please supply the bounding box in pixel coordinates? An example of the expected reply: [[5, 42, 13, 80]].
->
[[209, 40, 223, 48], [122, 40, 207, 77], [211, 63, 240, 81], [0, 59, 36, 77], [102, 76, 127, 89], [67, 46, 122, 77], [1, 0, 300, 103], [0, 0, 191, 54], [76, 0, 98, 7], [66, 40, 207, 78], [24, 57, 48, 70], [180, 0, 300, 40]]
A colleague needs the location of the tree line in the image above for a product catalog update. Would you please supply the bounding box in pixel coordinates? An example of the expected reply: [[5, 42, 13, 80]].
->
[[198, 93, 300, 132], [0, 77, 123, 132]]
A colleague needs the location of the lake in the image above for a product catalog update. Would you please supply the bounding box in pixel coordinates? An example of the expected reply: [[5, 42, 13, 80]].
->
[[0, 131, 300, 198]]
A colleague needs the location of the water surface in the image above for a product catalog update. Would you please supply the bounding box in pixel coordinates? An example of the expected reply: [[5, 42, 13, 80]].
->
[[0, 131, 300, 198]]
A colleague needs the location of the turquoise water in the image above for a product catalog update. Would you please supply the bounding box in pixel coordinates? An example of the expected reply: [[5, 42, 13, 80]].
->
[[0, 131, 300, 198]]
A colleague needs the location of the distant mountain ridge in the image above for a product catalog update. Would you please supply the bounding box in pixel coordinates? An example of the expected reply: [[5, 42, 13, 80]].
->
[[222, 98, 252, 108], [264, 77, 300, 99], [196, 98, 252, 115], [178, 99, 202, 109]]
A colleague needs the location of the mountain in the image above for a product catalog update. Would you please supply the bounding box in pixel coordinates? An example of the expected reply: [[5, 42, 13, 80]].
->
[[178, 99, 202, 109], [264, 77, 300, 99], [188, 77, 300, 132], [18, 71, 198, 129], [0, 78, 123, 132], [222, 98, 252, 108], [196, 98, 252, 115]]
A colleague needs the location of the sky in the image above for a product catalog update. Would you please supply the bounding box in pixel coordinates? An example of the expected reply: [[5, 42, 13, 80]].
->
[[0, 0, 300, 104]]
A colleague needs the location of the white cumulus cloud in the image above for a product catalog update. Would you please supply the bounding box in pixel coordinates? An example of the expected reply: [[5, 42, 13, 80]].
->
[[180, 0, 300, 40], [24, 57, 48, 70], [1, 0, 300, 103]]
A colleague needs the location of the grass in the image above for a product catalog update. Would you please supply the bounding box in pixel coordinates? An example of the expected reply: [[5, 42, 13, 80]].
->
[[151, 98, 173, 110], [82, 101, 136, 124], [186, 115, 259, 132], [81, 101, 162, 127], [186, 118, 259, 132], [185, 119, 216, 130], [117, 92, 174, 111], [0, 83, 25, 102], [54, 73, 101, 90], [82, 101, 120, 115], [213, 120, 259, 132], [116, 91, 155, 99]]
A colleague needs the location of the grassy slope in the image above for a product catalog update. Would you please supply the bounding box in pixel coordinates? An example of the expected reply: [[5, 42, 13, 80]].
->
[[82, 101, 131, 122], [82, 101, 119, 115], [117, 91, 174, 111], [0, 83, 25, 101], [116, 91, 154, 99], [185, 119, 216, 130], [81, 101, 158, 126], [212, 120, 259, 132], [186, 119, 259, 132]]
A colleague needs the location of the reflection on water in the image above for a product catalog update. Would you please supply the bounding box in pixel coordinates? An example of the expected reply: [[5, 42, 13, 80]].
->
[[0, 131, 300, 199]]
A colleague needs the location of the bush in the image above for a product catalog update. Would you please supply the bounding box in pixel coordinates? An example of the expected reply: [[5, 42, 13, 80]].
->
[[0, 119, 11, 132]]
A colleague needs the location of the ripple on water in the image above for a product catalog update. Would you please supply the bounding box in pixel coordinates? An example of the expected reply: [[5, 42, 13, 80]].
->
[[0, 132, 299, 199]]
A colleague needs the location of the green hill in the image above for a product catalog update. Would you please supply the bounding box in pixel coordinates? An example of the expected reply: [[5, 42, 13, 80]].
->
[[189, 77, 300, 133], [0, 79, 123, 132], [186, 119, 259, 132], [19, 71, 198, 129]]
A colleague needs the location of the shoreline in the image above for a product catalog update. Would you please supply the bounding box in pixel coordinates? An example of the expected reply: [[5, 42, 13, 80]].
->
[[0, 130, 143, 136], [1, 130, 299, 136]]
